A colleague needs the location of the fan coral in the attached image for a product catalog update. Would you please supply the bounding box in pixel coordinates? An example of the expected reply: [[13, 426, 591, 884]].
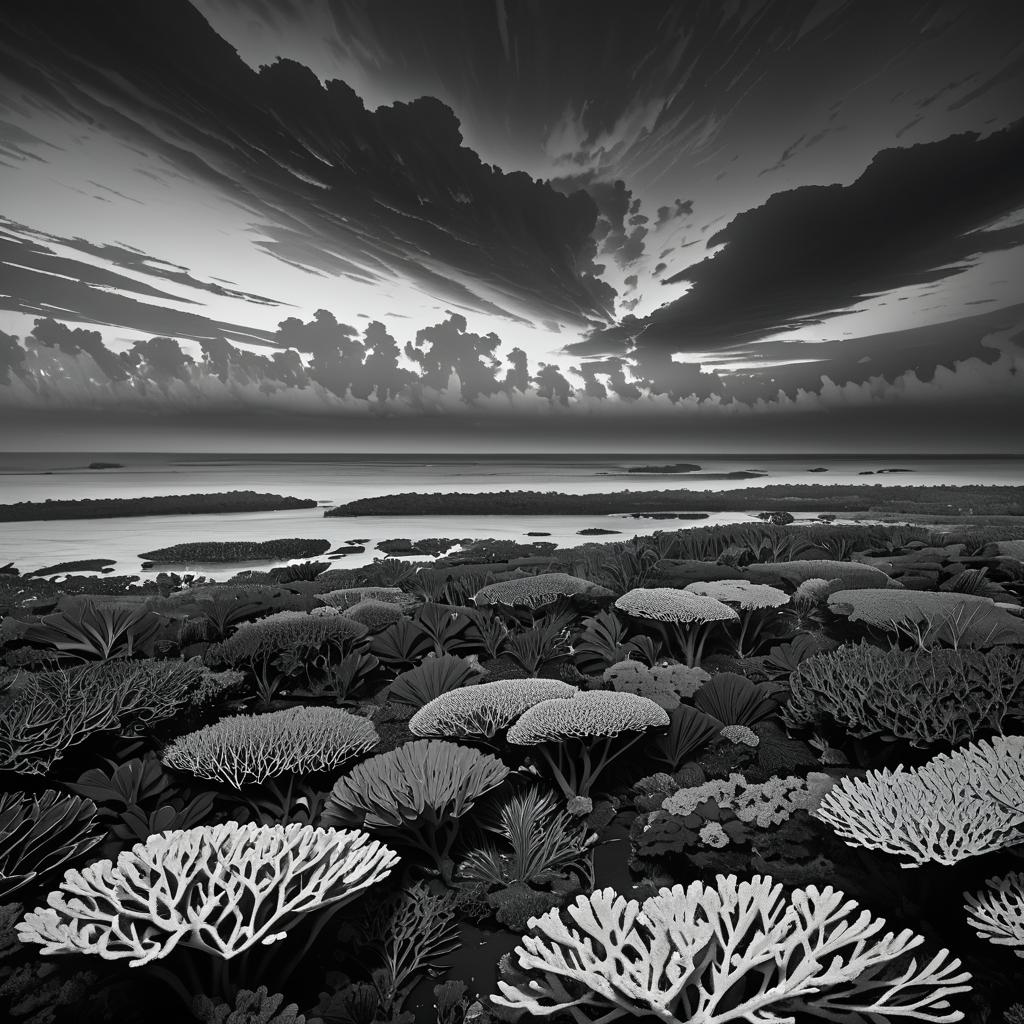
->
[[813, 735, 1024, 867], [409, 679, 577, 739], [784, 643, 1024, 748], [162, 706, 379, 788], [0, 790, 101, 899], [492, 875, 972, 1024], [693, 673, 778, 727], [16, 822, 399, 965], [827, 589, 1024, 647], [473, 573, 612, 609], [388, 654, 484, 708], [963, 872, 1024, 959], [0, 658, 231, 775], [321, 739, 508, 880], [506, 691, 668, 798]]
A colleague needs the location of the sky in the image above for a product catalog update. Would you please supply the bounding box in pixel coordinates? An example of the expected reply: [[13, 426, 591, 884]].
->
[[0, 0, 1022, 452]]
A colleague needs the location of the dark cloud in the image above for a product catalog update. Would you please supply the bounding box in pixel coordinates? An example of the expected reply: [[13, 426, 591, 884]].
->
[[550, 175, 647, 268], [577, 121, 1024, 356], [655, 199, 693, 226]]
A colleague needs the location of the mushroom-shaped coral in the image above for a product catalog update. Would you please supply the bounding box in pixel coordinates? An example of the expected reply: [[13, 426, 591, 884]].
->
[[491, 875, 972, 1024], [684, 580, 790, 657], [964, 871, 1024, 959], [162, 706, 379, 789], [473, 573, 612, 610], [506, 691, 668, 798], [409, 679, 577, 740], [614, 588, 738, 666], [321, 739, 508, 882], [16, 823, 398, 967], [813, 735, 1024, 867]]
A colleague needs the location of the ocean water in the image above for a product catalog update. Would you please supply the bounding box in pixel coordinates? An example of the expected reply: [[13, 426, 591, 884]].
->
[[0, 452, 1020, 579]]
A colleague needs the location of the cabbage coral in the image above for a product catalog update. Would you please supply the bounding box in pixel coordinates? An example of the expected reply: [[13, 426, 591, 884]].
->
[[827, 589, 1024, 648], [813, 735, 1024, 867], [492, 874, 972, 1024], [685, 580, 790, 657], [473, 573, 612, 610], [409, 679, 577, 740], [162, 706, 379, 788], [506, 691, 668, 798], [614, 588, 738, 666], [964, 872, 1024, 959], [321, 739, 508, 881], [17, 822, 399, 966]]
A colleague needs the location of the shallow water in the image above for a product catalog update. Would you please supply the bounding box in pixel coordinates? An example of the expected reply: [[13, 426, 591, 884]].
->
[[1, 452, 1020, 578]]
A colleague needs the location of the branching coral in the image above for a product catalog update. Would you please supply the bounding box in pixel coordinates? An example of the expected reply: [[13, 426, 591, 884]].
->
[[963, 872, 1024, 959], [684, 580, 790, 657], [321, 739, 508, 881], [473, 573, 612, 610], [0, 658, 231, 775], [614, 588, 737, 666], [16, 823, 399, 967], [162, 706, 379, 788], [827, 589, 1024, 648], [409, 679, 577, 740], [209, 612, 368, 703], [492, 874, 972, 1024], [784, 642, 1024, 747], [506, 691, 668, 798], [814, 735, 1024, 867], [0, 790, 101, 899]]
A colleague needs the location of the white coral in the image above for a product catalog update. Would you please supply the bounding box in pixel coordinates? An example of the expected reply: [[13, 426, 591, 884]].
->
[[814, 735, 1024, 867], [614, 588, 739, 623], [662, 772, 832, 828], [684, 580, 790, 610], [506, 691, 668, 745], [491, 874, 971, 1024], [162, 706, 379, 788], [409, 679, 577, 739], [16, 822, 399, 965], [963, 872, 1024, 958]]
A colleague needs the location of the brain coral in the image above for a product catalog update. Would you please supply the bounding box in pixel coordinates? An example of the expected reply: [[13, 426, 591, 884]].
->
[[684, 580, 790, 610], [473, 573, 613, 609], [614, 588, 739, 624], [506, 691, 668, 744], [409, 679, 577, 739], [162, 706, 379, 788]]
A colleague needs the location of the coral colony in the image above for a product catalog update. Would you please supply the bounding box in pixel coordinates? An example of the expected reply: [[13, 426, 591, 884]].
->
[[2, 1, 1024, 1022]]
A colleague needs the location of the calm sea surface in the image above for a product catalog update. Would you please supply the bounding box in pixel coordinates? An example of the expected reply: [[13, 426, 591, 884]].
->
[[1, 453, 1021, 578]]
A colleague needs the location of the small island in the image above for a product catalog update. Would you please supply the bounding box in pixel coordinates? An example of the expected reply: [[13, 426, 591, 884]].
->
[[137, 538, 331, 563], [625, 462, 702, 474], [86, 461, 124, 470], [0, 490, 319, 522]]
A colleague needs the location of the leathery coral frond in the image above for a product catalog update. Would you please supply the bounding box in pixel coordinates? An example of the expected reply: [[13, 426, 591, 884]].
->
[[16, 822, 399, 966], [813, 735, 1024, 867], [492, 874, 972, 1024]]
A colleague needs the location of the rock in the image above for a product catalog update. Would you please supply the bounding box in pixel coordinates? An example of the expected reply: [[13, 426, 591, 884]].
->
[[757, 511, 795, 525]]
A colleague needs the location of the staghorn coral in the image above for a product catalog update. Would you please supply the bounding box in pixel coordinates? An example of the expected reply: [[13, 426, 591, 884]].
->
[[16, 822, 399, 966], [507, 691, 668, 798], [473, 573, 612, 610], [321, 740, 508, 881], [614, 589, 738, 666], [492, 874, 972, 1024], [0, 658, 232, 775], [0, 791, 101, 900], [784, 642, 1024, 748], [409, 678, 577, 740], [814, 735, 1024, 867], [827, 589, 1024, 647], [964, 872, 1024, 959], [162, 706, 379, 789]]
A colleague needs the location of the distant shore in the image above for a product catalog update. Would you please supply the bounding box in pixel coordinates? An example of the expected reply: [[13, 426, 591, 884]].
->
[[0, 491, 318, 522], [326, 483, 1024, 517]]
